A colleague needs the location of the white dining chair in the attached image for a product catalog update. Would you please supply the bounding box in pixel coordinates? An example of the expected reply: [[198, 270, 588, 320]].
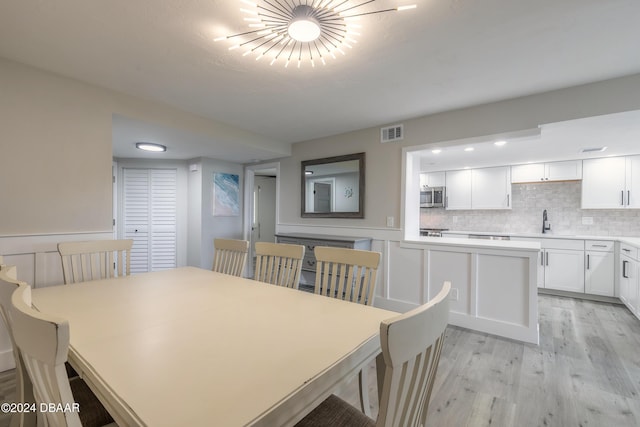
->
[[313, 246, 380, 415], [314, 246, 381, 306], [11, 284, 117, 427], [313, 246, 382, 415], [0, 265, 36, 427], [295, 281, 451, 427], [58, 239, 133, 284], [212, 238, 249, 277], [254, 242, 305, 288]]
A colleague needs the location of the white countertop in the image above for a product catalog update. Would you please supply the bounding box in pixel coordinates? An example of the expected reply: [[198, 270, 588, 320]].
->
[[434, 230, 640, 248], [404, 235, 541, 251]]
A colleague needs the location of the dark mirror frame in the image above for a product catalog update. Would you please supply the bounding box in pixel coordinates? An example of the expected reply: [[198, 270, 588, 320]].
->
[[301, 152, 365, 218]]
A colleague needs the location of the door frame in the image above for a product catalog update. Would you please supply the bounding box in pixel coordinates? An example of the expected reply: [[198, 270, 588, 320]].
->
[[244, 162, 280, 276]]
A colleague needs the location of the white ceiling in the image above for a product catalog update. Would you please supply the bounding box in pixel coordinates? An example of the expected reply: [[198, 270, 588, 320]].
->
[[419, 110, 640, 172], [1, 0, 640, 162]]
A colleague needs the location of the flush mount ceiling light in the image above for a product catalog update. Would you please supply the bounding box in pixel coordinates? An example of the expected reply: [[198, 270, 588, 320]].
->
[[136, 142, 166, 152], [215, 0, 417, 68], [494, 140, 507, 146]]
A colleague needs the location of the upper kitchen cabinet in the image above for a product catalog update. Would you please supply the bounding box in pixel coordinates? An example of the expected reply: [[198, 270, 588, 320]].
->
[[445, 166, 511, 210], [445, 169, 472, 210], [471, 166, 512, 209], [420, 171, 445, 188], [511, 160, 582, 183], [582, 155, 640, 208]]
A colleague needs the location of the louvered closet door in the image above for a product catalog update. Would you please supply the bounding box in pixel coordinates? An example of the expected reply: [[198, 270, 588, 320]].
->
[[123, 168, 177, 273]]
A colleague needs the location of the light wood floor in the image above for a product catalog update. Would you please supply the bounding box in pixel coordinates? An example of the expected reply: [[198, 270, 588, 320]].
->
[[1, 294, 639, 427], [337, 294, 640, 426]]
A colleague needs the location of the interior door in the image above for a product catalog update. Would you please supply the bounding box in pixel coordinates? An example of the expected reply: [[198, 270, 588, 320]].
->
[[313, 182, 331, 212], [123, 168, 177, 273], [252, 176, 276, 245]]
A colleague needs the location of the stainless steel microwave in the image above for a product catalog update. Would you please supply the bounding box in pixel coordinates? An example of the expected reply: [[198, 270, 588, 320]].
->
[[420, 186, 445, 208]]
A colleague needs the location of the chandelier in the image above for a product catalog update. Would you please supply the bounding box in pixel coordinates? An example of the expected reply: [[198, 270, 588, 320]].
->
[[215, 0, 417, 68]]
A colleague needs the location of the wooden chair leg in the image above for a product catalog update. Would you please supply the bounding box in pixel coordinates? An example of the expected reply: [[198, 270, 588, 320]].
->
[[358, 368, 372, 417]]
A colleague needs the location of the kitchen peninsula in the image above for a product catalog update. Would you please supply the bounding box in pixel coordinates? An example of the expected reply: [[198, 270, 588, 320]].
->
[[402, 235, 540, 344]]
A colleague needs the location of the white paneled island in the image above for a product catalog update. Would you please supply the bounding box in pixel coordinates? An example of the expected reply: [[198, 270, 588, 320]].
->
[[400, 236, 540, 344]]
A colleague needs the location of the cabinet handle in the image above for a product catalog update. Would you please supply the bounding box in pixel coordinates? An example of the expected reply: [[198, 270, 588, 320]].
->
[[623, 260, 629, 278], [628, 190, 631, 206], [540, 250, 544, 266], [586, 254, 590, 270], [621, 190, 625, 206], [545, 252, 549, 266], [445, 196, 448, 209], [622, 248, 631, 252], [507, 194, 510, 207], [591, 244, 607, 248]]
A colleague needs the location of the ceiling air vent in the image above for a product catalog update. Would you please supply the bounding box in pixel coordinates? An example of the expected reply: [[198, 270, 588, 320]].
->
[[581, 147, 607, 153], [381, 124, 404, 143]]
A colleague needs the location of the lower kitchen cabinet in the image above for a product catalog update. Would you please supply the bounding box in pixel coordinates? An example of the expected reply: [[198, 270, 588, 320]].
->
[[619, 243, 639, 317], [584, 240, 615, 296], [515, 237, 585, 292], [543, 247, 585, 293]]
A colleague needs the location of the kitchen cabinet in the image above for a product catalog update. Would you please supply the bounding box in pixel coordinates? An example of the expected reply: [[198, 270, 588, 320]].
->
[[619, 243, 639, 317], [420, 172, 445, 188], [471, 166, 512, 209], [445, 166, 511, 210], [445, 169, 472, 210], [582, 155, 640, 208], [514, 237, 584, 291], [544, 247, 585, 293], [511, 160, 582, 183], [626, 155, 640, 208], [584, 240, 615, 297]]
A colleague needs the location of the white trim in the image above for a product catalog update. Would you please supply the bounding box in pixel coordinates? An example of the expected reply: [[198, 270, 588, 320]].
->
[[244, 162, 281, 276]]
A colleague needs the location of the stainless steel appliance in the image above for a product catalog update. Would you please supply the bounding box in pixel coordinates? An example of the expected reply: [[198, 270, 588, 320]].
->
[[420, 186, 445, 208]]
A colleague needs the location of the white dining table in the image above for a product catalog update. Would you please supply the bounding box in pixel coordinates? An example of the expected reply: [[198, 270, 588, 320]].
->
[[31, 266, 397, 426]]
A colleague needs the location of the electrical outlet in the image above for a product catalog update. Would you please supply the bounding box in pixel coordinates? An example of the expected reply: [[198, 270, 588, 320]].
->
[[386, 216, 394, 227], [449, 288, 459, 301], [582, 216, 594, 225]]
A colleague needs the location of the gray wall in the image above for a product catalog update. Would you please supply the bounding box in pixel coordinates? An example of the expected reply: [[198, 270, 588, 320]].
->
[[278, 74, 640, 231], [421, 181, 640, 236], [187, 157, 244, 269], [0, 57, 287, 237]]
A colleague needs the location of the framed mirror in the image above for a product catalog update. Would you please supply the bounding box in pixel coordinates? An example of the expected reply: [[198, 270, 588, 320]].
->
[[301, 152, 365, 218]]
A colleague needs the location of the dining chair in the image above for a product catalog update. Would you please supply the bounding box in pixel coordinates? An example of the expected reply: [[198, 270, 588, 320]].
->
[[295, 281, 451, 427], [11, 284, 117, 427], [58, 239, 133, 284], [254, 242, 305, 289], [313, 246, 382, 416], [313, 246, 381, 306], [0, 265, 36, 427], [212, 238, 249, 277]]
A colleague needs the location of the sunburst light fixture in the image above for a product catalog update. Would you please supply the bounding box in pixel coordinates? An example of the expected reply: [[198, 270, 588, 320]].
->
[[215, 0, 417, 68]]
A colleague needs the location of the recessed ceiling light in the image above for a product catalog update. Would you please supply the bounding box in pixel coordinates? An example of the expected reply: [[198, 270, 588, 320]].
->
[[464, 147, 474, 152], [136, 142, 166, 152], [494, 140, 507, 146], [432, 149, 442, 154]]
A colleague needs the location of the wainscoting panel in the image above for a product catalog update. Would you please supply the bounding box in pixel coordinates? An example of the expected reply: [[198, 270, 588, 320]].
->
[[0, 231, 113, 372]]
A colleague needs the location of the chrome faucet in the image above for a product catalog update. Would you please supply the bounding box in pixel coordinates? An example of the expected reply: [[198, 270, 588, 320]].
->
[[542, 210, 551, 233]]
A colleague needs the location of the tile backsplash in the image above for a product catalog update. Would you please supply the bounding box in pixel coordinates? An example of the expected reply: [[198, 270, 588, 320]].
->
[[421, 181, 640, 237]]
